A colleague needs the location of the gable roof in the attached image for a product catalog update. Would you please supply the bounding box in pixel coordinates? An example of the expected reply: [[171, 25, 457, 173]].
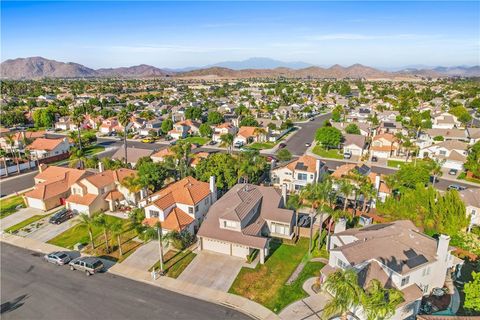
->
[[283, 155, 321, 173], [83, 168, 137, 188], [112, 146, 154, 164], [26, 137, 67, 151], [148, 176, 211, 209]]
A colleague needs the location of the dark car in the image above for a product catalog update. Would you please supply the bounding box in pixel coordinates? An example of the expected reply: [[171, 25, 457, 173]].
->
[[371, 156, 378, 162], [278, 143, 287, 149], [209, 140, 217, 145], [448, 168, 458, 175], [49, 209, 74, 224]]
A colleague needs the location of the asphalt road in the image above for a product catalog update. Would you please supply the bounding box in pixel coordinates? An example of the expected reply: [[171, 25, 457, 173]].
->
[[285, 113, 331, 156], [0, 243, 250, 320]]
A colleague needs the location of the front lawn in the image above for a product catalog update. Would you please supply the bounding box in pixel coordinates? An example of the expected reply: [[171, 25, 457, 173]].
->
[[312, 146, 343, 159], [5, 215, 47, 233], [248, 142, 276, 150], [387, 160, 406, 168], [0, 195, 25, 219], [458, 172, 480, 184], [182, 136, 210, 146], [150, 249, 196, 278], [84, 145, 106, 156], [229, 237, 311, 312]]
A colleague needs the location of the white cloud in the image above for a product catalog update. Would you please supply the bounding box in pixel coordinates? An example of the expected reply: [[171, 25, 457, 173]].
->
[[90, 44, 253, 54], [305, 33, 440, 41]]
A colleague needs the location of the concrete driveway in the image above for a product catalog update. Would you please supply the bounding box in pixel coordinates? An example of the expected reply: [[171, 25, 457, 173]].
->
[[279, 292, 330, 320], [0, 207, 45, 231], [121, 240, 160, 271], [177, 251, 244, 292], [26, 217, 79, 242]]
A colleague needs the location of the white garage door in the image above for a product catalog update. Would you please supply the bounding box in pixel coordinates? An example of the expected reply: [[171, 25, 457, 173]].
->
[[26, 197, 45, 211], [232, 244, 249, 258], [66, 202, 89, 215], [202, 238, 231, 255]]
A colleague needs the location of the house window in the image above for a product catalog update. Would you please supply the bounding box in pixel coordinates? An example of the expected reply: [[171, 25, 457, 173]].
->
[[439, 150, 447, 156], [188, 207, 193, 214], [297, 173, 308, 181], [294, 185, 303, 191], [206, 197, 210, 205], [401, 276, 410, 286], [223, 220, 237, 228], [422, 267, 431, 277], [195, 205, 199, 213], [310, 174, 314, 179], [149, 210, 159, 218], [337, 259, 348, 269]]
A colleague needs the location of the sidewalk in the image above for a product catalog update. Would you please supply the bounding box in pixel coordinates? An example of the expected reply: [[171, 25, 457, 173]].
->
[[0, 233, 280, 320]]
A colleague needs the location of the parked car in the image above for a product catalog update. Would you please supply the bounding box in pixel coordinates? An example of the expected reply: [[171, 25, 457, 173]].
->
[[234, 141, 244, 148], [69, 257, 104, 276], [305, 142, 311, 147], [278, 143, 287, 149], [209, 140, 217, 145], [448, 168, 458, 175], [44, 251, 72, 265], [371, 156, 378, 162], [344, 152, 352, 159], [141, 137, 155, 143], [309, 118, 315, 121], [49, 209, 74, 224], [447, 184, 467, 191], [169, 140, 177, 146]]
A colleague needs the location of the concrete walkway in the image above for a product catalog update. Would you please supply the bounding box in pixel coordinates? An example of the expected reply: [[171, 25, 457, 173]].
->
[[0, 233, 279, 320], [120, 240, 161, 271], [0, 207, 47, 231], [26, 217, 79, 242]]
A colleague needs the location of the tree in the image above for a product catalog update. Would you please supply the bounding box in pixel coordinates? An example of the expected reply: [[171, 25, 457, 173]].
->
[[388, 161, 431, 190], [4, 133, 20, 174], [161, 119, 173, 134], [78, 213, 96, 249], [137, 161, 169, 193], [118, 109, 131, 165], [276, 148, 292, 162], [345, 123, 360, 135], [144, 222, 166, 273], [199, 123, 213, 137], [464, 271, 480, 312], [170, 141, 193, 178], [315, 126, 342, 149], [361, 279, 404, 320], [68, 147, 87, 169], [360, 182, 376, 212], [287, 193, 302, 236], [338, 179, 354, 212], [71, 108, 85, 152], [93, 213, 111, 253], [219, 133, 234, 154], [207, 111, 223, 125], [449, 106, 472, 126], [195, 153, 239, 190], [185, 107, 202, 120], [239, 116, 259, 127], [465, 141, 480, 177], [110, 220, 124, 256], [323, 269, 363, 320]]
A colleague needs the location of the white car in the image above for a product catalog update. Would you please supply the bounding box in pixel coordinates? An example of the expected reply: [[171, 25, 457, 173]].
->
[[44, 252, 72, 265]]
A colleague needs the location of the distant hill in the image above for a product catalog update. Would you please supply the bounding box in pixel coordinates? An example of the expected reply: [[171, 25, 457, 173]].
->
[[1, 56, 479, 80], [205, 57, 314, 70]]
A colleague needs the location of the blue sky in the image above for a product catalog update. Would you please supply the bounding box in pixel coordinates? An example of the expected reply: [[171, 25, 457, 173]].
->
[[1, 1, 479, 68]]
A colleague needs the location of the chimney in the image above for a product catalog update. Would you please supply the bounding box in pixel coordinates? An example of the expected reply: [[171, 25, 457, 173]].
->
[[315, 159, 322, 182], [209, 176, 217, 203], [98, 161, 104, 173], [39, 164, 47, 173], [436, 234, 450, 258], [334, 218, 347, 234], [281, 184, 288, 208], [375, 174, 381, 191]]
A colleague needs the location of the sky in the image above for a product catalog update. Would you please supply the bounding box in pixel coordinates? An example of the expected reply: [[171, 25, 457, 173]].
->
[[1, 1, 479, 69]]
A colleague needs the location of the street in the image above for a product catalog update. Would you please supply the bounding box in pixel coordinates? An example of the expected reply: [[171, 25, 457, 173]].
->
[[285, 113, 331, 156], [0, 243, 250, 320]]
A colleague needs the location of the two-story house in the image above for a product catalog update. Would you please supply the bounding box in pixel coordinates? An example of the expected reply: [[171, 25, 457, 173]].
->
[[458, 188, 480, 230], [370, 133, 400, 159], [197, 184, 295, 264], [212, 123, 238, 143], [432, 112, 461, 129], [168, 120, 200, 139], [271, 155, 327, 192], [26, 137, 71, 161], [99, 117, 123, 134], [142, 176, 216, 234], [321, 220, 461, 320], [420, 140, 468, 170], [65, 168, 141, 215], [138, 119, 162, 136]]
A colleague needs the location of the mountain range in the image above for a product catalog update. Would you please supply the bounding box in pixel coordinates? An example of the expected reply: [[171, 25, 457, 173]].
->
[[1, 56, 479, 80]]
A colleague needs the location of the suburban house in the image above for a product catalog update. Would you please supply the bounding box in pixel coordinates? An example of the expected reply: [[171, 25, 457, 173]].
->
[[112, 146, 155, 167], [138, 119, 162, 136], [212, 123, 238, 143], [332, 122, 370, 137], [197, 184, 295, 264], [168, 120, 201, 139], [343, 134, 367, 157], [321, 220, 461, 320], [370, 133, 400, 159], [458, 188, 480, 229], [26, 137, 71, 161], [432, 112, 461, 129], [346, 108, 371, 123], [99, 117, 123, 134], [234, 126, 266, 145], [420, 140, 469, 170], [271, 155, 327, 192], [142, 176, 216, 234], [24, 165, 90, 211], [151, 147, 175, 163], [54, 116, 79, 131], [0, 130, 45, 150], [65, 168, 141, 216]]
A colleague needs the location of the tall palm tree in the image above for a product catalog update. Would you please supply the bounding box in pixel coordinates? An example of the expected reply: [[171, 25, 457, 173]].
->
[[110, 220, 124, 257], [0, 149, 9, 177], [300, 183, 325, 252], [361, 279, 404, 320], [323, 269, 363, 320], [360, 182, 377, 212], [286, 193, 302, 237], [171, 141, 192, 179], [144, 221, 166, 273], [5, 133, 20, 174], [78, 213, 96, 249], [71, 110, 85, 152], [430, 159, 444, 189], [338, 179, 354, 212], [69, 147, 87, 169], [121, 175, 143, 201], [118, 109, 131, 165], [219, 133, 234, 154], [93, 213, 111, 253], [253, 127, 267, 142]]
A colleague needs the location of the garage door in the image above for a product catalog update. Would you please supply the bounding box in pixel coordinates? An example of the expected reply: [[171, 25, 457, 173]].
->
[[202, 238, 231, 255], [232, 244, 249, 258], [26, 197, 45, 211]]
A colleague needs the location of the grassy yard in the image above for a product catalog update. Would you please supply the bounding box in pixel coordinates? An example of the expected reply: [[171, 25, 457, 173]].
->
[[229, 237, 311, 312], [84, 145, 106, 156], [47, 215, 122, 249], [0, 195, 25, 219], [387, 160, 406, 168], [458, 172, 480, 184], [182, 136, 210, 146], [5, 215, 47, 233], [150, 249, 197, 278], [248, 142, 276, 150], [312, 146, 343, 159]]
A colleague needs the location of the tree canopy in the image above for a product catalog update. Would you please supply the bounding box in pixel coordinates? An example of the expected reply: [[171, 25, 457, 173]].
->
[[315, 126, 342, 149]]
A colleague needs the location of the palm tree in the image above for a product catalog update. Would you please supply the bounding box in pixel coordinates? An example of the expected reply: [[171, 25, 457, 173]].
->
[[361, 279, 404, 320], [338, 179, 354, 212], [71, 110, 85, 152], [253, 127, 267, 142], [286, 193, 302, 237], [110, 220, 124, 257], [23, 149, 32, 170], [144, 221, 165, 273], [5, 133, 20, 174], [360, 182, 376, 212], [300, 183, 325, 252], [323, 269, 363, 320], [430, 159, 444, 189], [118, 109, 131, 165], [121, 175, 143, 201], [93, 213, 111, 253], [0, 149, 9, 177], [69, 147, 87, 169], [171, 140, 192, 179], [78, 213, 96, 249], [219, 133, 234, 154]]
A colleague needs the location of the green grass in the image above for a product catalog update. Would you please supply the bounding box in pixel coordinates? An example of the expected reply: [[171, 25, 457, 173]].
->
[[0, 195, 25, 219], [150, 250, 197, 278], [84, 145, 106, 156], [47, 215, 121, 249], [229, 238, 311, 312], [387, 160, 406, 168], [248, 142, 276, 150], [182, 136, 210, 145], [5, 215, 47, 233], [312, 146, 343, 159], [458, 172, 480, 184]]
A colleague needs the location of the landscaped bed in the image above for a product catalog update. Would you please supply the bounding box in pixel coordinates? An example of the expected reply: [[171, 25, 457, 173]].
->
[[312, 146, 343, 159], [150, 249, 197, 278], [229, 237, 313, 313], [5, 214, 48, 233], [182, 136, 210, 146], [248, 142, 276, 150], [0, 195, 25, 219]]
